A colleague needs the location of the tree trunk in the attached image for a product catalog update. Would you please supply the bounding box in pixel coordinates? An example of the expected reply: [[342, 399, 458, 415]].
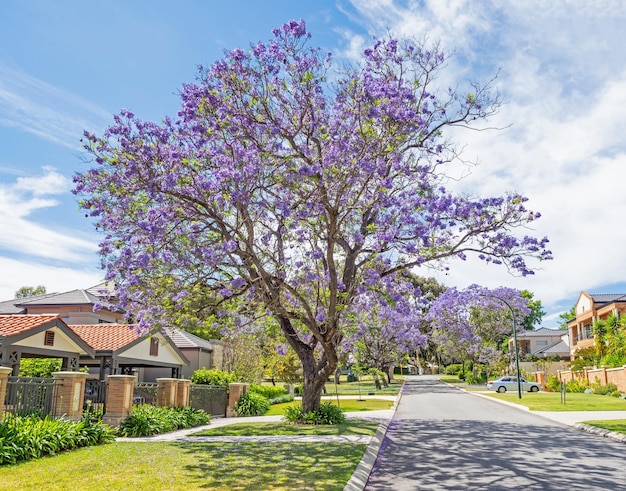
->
[[278, 317, 337, 414]]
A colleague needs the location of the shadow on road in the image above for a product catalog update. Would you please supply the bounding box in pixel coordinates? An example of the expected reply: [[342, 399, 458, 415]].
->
[[365, 377, 626, 490]]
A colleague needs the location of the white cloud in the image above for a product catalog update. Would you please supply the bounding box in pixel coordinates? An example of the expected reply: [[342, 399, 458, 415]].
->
[[0, 62, 111, 150], [346, 0, 626, 325], [0, 167, 98, 261], [0, 256, 102, 301]]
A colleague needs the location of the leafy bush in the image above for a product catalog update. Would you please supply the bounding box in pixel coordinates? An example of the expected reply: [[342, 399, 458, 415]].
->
[[566, 379, 589, 393], [294, 384, 304, 396], [283, 402, 346, 425], [117, 405, 210, 437], [269, 394, 294, 405], [249, 383, 287, 399], [17, 358, 62, 378], [234, 392, 270, 416], [0, 413, 115, 466], [191, 368, 237, 386], [465, 374, 486, 384], [545, 374, 561, 392], [444, 364, 462, 375], [591, 382, 618, 396], [611, 390, 623, 398]]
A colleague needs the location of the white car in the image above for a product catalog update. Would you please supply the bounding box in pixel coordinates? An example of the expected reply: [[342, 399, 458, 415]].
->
[[487, 376, 540, 393]]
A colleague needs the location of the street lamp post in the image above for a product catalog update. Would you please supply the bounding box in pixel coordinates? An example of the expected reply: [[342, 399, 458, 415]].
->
[[481, 294, 522, 399]]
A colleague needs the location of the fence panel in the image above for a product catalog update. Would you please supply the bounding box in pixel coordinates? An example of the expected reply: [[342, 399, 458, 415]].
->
[[134, 382, 157, 405], [84, 379, 107, 413], [190, 385, 228, 416], [5, 377, 58, 417]]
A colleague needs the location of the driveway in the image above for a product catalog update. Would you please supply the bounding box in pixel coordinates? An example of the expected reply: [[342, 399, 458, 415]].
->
[[364, 376, 626, 490]]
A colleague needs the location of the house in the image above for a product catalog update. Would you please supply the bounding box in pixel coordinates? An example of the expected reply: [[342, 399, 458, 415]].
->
[[142, 327, 226, 381], [0, 286, 124, 324], [0, 314, 95, 375], [509, 327, 570, 360], [567, 291, 626, 359], [0, 283, 224, 380], [68, 323, 189, 380]]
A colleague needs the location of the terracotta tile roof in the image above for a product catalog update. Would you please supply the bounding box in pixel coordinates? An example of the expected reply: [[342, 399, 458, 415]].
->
[[0, 314, 62, 336], [68, 324, 143, 352]]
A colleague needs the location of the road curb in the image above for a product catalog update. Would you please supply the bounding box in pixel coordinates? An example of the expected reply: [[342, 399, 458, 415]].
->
[[343, 381, 404, 491], [574, 423, 626, 444]]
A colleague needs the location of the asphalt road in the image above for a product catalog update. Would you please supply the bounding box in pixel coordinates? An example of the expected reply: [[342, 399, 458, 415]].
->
[[364, 376, 626, 490]]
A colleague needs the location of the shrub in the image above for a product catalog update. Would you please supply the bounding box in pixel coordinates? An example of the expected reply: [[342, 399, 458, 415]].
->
[[591, 382, 618, 396], [117, 405, 209, 437], [294, 383, 304, 396], [269, 394, 294, 405], [611, 390, 623, 398], [545, 374, 561, 392], [444, 364, 462, 376], [566, 379, 589, 393], [249, 384, 287, 399], [191, 368, 237, 386], [234, 392, 270, 416], [282, 402, 345, 425], [0, 413, 115, 466]]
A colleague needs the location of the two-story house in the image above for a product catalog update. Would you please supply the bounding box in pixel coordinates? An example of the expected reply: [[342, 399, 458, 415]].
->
[[567, 291, 626, 359]]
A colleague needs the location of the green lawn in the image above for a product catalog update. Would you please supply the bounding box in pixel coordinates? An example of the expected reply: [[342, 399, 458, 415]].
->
[[191, 420, 379, 436], [480, 391, 626, 411], [266, 398, 394, 416], [323, 376, 403, 396], [581, 420, 626, 435], [0, 441, 365, 490]]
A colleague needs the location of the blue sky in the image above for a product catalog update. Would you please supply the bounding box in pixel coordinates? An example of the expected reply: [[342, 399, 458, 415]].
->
[[1, 0, 626, 328]]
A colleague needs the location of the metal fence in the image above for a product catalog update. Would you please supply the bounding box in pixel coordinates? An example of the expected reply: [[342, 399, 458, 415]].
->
[[190, 384, 228, 416], [83, 379, 107, 413], [5, 376, 59, 417], [133, 382, 158, 405]]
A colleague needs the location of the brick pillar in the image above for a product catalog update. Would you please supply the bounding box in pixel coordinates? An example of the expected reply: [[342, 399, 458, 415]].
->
[[227, 383, 248, 417], [156, 378, 179, 408], [176, 379, 191, 407], [103, 375, 136, 427], [0, 367, 11, 421], [535, 371, 546, 388], [600, 366, 608, 385], [52, 371, 89, 420]]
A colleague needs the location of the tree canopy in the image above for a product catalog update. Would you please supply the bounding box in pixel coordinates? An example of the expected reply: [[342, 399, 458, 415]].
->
[[74, 20, 551, 412], [14, 285, 47, 299]]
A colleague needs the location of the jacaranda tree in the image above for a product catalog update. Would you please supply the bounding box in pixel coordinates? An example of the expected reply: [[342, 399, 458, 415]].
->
[[426, 285, 531, 375], [74, 20, 551, 413]]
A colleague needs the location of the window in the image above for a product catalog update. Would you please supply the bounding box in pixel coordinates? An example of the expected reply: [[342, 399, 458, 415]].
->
[[149, 337, 159, 356], [44, 330, 55, 346], [536, 340, 548, 347]]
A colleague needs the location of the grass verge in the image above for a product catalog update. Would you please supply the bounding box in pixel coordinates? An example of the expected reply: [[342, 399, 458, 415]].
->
[[190, 420, 379, 436], [0, 441, 365, 490], [480, 391, 626, 411], [266, 398, 394, 416], [581, 420, 626, 435]]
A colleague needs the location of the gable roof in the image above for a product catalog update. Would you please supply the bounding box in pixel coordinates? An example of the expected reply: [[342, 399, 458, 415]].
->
[[163, 327, 214, 351], [67, 324, 189, 366], [12, 289, 123, 314], [0, 314, 95, 357], [68, 323, 142, 352], [535, 340, 570, 357]]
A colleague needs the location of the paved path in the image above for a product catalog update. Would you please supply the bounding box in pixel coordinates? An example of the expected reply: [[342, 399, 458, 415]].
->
[[362, 376, 626, 491]]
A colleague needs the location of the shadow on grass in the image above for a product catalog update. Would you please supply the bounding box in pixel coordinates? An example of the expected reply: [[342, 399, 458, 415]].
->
[[191, 420, 379, 437], [174, 441, 366, 490]]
